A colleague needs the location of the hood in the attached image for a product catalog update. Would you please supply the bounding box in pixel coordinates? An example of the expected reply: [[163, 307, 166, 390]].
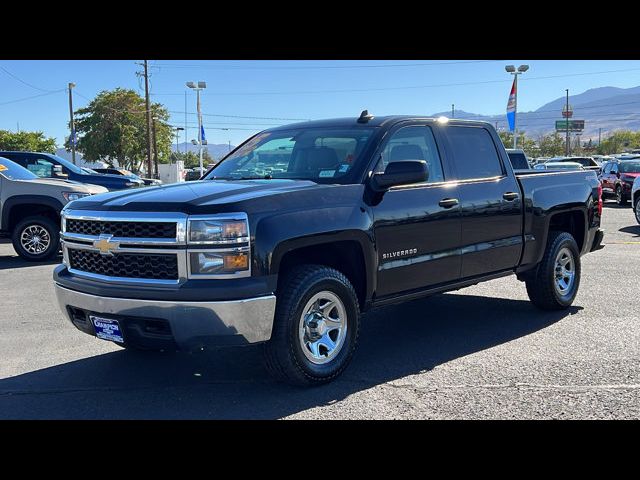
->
[[21, 177, 108, 194], [66, 179, 340, 213]]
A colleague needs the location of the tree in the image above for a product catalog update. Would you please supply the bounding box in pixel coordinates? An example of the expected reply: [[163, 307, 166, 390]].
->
[[71, 88, 173, 172], [536, 133, 565, 157], [498, 131, 538, 157], [0, 130, 57, 153], [597, 130, 640, 155]]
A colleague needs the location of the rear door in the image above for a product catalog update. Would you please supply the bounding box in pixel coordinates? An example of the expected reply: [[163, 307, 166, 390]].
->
[[371, 123, 462, 297], [443, 125, 523, 278]]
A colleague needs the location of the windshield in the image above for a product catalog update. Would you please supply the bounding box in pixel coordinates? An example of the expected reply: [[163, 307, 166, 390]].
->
[[204, 127, 375, 183], [0, 157, 39, 180], [569, 157, 597, 167], [48, 154, 84, 175], [620, 162, 640, 173]]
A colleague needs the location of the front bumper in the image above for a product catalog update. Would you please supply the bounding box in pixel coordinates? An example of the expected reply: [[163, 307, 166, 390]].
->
[[55, 283, 276, 350]]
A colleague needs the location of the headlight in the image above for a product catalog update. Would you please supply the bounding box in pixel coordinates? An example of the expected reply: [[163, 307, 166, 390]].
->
[[189, 250, 249, 275], [124, 181, 141, 187], [62, 192, 91, 202], [188, 214, 249, 244]]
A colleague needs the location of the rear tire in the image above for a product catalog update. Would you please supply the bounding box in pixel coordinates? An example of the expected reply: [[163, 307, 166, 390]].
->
[[263, 265, 360, 386], [616, 185, 628, 206], [635, 197, 640, 225], [11, 216, 60, 261], [525, 231, 581, 311]]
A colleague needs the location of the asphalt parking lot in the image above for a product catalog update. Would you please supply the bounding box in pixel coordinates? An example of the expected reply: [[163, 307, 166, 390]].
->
[[1, 203, 638, 419]]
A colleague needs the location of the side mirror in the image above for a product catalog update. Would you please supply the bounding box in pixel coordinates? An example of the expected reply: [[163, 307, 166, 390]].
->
[[370, 160, 428, 192], [52, 165, 68, 179]]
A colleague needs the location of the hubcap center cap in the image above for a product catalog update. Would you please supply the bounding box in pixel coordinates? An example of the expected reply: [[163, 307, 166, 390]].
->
[[306, 312, 326, 339]]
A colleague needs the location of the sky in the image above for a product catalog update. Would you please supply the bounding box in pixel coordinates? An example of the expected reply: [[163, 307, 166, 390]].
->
[[2, 59, 640, 148]]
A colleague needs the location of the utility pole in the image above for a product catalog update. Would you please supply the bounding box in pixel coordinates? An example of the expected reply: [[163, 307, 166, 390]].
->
[[184, 91, 188, 153], [68, 82, 77, 165], [143, 60, 153, 178], [565, 89, 570, 156], [598, 128, 602, 146], [228, 140, 231, 152], [451, 104, 455, 118], [152, 117, 159, 179]]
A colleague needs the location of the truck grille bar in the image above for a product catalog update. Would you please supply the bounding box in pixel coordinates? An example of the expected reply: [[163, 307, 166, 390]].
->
[[61, 210, 189, 286]]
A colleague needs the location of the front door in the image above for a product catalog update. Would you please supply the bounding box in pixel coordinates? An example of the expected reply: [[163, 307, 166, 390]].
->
[[371, 124, 462, 298]]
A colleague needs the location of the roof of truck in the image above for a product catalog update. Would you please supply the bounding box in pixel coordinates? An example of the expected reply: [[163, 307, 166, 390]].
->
[[264, 115, 491, 131]]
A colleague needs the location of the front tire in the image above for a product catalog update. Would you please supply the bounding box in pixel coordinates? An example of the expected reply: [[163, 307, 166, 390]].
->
[[616, 185, 628, 206], [525, 231, 581, 310], [635, 197, 640, 225], [263, 265, 360, 386], [11, 216, 60, 261]]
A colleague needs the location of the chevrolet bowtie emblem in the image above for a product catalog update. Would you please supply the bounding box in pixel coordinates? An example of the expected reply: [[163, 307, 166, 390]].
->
[[94, 234, 119, 255]]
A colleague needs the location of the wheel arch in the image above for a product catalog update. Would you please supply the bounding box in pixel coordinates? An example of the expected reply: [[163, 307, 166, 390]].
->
[[2, 195, 63, 232]]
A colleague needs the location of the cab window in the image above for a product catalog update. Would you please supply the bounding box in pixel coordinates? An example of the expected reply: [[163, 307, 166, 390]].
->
[[374, 126, 445, 183]]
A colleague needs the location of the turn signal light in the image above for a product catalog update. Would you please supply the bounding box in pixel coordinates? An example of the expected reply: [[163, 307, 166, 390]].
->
[[223, 253, 249, 270]]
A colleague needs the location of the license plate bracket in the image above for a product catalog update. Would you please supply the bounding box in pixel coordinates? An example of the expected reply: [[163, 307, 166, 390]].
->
[[90, 315, 124, 343]]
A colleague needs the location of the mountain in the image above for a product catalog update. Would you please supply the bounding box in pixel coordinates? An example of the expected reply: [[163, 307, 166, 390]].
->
[[172, 142, 235, 159], [431, 85, 640, 141]]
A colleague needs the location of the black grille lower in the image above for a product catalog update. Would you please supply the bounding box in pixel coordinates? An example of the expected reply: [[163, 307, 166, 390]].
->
[[66, 219, 176, 239], [69, 249, 179, 280]]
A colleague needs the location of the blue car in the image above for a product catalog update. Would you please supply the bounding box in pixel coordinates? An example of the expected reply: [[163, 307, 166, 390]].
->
[[0, 151, 144, 191]]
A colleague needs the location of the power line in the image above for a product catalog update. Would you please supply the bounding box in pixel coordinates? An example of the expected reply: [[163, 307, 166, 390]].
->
[[168, 110, 310, 121], [150, 67, 640, 96], [0, 66, 59, 93], [0, 89, 66, 107], [152, 60, 503, 70]]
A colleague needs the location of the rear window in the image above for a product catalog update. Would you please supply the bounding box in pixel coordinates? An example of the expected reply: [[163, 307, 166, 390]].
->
[[447, 126, 504, 180], [620, 162, 640, 173], [507, 152, 529, 170]]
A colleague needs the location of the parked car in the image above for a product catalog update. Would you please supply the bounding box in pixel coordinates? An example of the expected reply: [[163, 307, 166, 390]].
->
[[0, 151, 145, 191], [53, 114, 604, 386], [534, 161, 584, 171], [184, 169, 202, 181], [92, 167, 162, 186], [599, 159, 640, 205], [632, 176, 640, 224], [0, 157, 107, 261], [505, 148, 532, 170], [545, 156, 601, 172]]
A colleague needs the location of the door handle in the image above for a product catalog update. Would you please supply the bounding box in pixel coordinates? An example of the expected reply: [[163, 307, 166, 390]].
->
[[503, 192, 519, 201], [438, 198, 459, 208]]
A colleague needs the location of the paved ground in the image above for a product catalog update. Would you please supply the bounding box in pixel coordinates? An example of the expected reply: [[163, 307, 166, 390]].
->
[[1, 202, 638, 419]]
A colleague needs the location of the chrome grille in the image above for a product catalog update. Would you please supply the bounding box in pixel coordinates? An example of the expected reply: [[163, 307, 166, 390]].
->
[[66, 219, 176, 239], [69, 249, 179, 280]]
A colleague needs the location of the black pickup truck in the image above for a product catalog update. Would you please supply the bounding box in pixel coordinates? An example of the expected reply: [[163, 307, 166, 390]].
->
[[53, 113, 604, 386]]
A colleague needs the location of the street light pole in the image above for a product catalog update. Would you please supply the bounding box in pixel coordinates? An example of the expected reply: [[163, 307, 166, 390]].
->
[[68, 82, 76, 166], [505, 65, 529, 149], [451, 104, 455, 118], [565, 89, 570, 156], [186, 81, 207, 177]]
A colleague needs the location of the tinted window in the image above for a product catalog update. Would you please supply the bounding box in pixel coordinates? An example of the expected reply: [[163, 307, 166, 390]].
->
[[570, 157, 597, 167], [374, 126, 444, 183], [21, 156, 57, 178], [507, 152, 529, 169], [448, 126, 504, 180]]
